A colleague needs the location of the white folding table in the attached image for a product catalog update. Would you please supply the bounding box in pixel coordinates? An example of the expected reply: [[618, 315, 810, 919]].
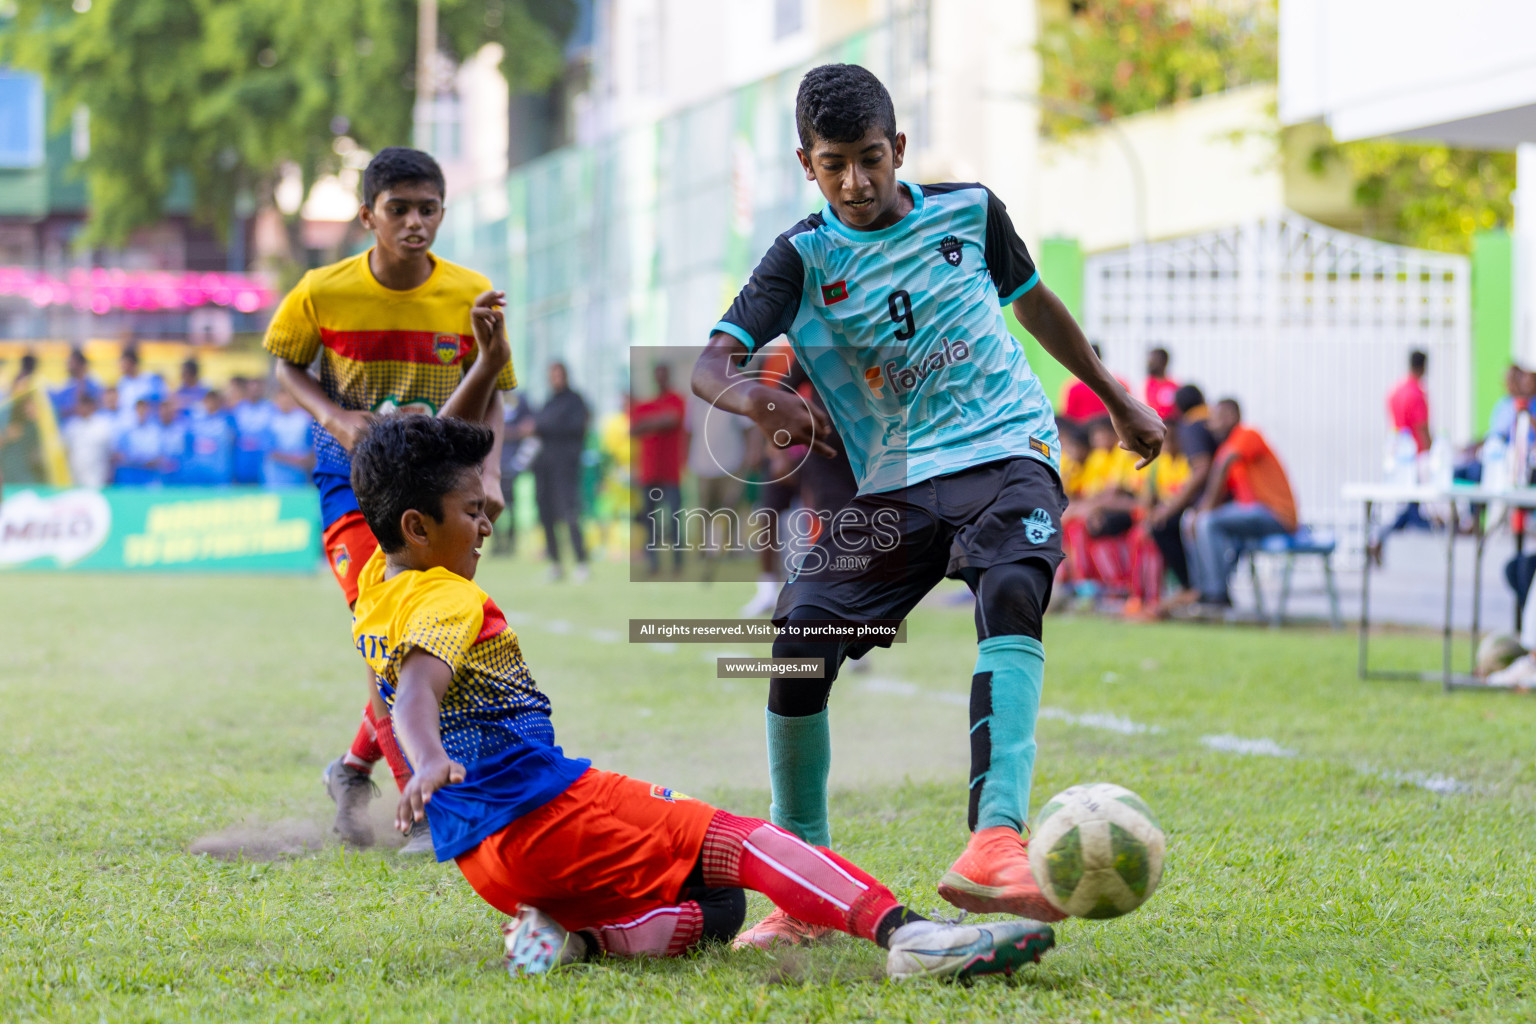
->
[[1342, 482, 1536, 691]]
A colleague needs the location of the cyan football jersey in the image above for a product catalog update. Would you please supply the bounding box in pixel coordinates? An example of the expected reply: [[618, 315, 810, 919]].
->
[[715, 181, 1060, 494]]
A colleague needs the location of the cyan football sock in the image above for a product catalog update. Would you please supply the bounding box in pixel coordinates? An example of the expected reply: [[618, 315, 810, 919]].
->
[[766, 707, 832, 848], [968, 635, 1045, 834]]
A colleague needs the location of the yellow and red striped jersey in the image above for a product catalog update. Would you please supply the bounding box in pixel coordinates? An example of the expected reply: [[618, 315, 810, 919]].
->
[[263, 250, 516, 524]]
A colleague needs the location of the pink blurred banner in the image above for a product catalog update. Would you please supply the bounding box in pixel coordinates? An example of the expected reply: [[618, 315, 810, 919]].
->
[[0, 267, 275, 314]]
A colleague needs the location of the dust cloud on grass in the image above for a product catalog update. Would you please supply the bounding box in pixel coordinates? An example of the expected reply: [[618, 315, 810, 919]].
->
[[188, 801, 410, 861]]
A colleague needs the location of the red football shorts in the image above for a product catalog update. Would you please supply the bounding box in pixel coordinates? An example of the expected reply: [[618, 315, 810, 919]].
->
[[455, 768, 718, 932], [322, 510, 379, 608]]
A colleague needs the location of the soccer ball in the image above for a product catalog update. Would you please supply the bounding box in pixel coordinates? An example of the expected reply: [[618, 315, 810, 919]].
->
[[1029, 782, 1165, 919]]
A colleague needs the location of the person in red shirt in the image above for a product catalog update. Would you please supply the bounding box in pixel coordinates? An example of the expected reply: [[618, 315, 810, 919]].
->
[[1058, 344, 1129, 423], [1186, 398, 1297, 611], [1370, 349, 1433, 563], [1388, 350, 1431, 452], [631, 362, 687, 575], [1143, 347, 1179, 420]]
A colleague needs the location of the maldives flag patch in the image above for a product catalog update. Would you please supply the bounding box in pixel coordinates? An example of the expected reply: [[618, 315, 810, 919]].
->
[[821, 279, 849, 305]]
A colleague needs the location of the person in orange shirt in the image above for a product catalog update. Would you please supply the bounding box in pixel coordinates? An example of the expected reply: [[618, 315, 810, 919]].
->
[[1187, 398, 1297, 612]]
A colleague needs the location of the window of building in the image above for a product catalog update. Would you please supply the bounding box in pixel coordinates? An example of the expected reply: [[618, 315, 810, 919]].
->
[[0, 71, 44, 168]]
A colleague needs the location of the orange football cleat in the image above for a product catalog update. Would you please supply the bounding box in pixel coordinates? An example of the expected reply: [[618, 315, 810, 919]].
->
[[730, 906, 836, 949], [936, 826, 1068, 922]]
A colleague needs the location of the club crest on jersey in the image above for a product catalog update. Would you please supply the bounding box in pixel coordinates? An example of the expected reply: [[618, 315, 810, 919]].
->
[[1022, 509, 1057, 545], [433, 333, 460, 364], [821, 279, 850, 305], [937, 235, 964, 267], [881, 337, 971, 395], [331, 542, 351, 579]]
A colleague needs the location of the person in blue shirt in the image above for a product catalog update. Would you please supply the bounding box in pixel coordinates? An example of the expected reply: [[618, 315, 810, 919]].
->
[[113, 398, 165, 485], [115, 344, 165, 428], [262, 386, 315, 488], [51, 347, 103, 421], [182, 389, 236, 485], [692, 64, 1164, 948], [174, 358, 209, 417], [155, 398, 189, 484], [230, 376, 275, 485]]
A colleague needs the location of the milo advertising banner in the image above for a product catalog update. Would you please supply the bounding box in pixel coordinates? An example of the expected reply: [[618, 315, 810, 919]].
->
[[0, 487, 320, 572]]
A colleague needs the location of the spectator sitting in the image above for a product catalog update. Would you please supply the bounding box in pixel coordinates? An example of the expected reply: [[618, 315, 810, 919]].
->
[[1143, 346, 1179, 420], [51, 347, 103, 421], [1056, 418, 1089, 499], [113, 398, 165, 485], [155, 393, 189, 484], [1060, 418, 1141, 599], [174, 357, 208, 416], [1487, 364, 1528, 443], [101, 385, 120, 423], [61, 391, 117, 488], [115, 343, 165, 427], [1185, 398, 1298, 616], [1058, 344, 1129, 424], [261, 387, 315, 488], [230, 376, 274, 485], [182, 389, 236, 485], [1144, 384, 1220, 612]]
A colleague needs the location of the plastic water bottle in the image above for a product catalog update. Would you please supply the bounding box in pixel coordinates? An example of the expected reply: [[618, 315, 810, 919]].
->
[[1484, 434, 1509, 493], [1391, 430, 1419, 487], [1429, 433, 1453, 490], [1514, 411, 1532, 489]]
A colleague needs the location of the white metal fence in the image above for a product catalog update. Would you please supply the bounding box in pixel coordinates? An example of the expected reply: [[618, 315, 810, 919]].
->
[[1084, 212, 1471, 547]]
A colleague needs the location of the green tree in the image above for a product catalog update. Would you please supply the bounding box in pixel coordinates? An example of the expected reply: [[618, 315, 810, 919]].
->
[[1306, 136, 1514, 255], [2, 0, 573, 247], [1037, 0, 1277, 137]]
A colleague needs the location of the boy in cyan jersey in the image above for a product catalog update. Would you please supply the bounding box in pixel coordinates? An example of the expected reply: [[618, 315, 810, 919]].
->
[[264, 147, 515, 853], [349, 412, 1055, 980], [692, 64, 1164, 947]]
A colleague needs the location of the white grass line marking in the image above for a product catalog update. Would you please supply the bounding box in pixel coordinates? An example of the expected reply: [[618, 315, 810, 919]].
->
[[648, 643, 677, 655], [1369, 768, 1477, 795], [1039, 707, 1165, 736], [587, 629, 622, 644], [544, 619, 574, 634], [1199, 734, 1297, 758]]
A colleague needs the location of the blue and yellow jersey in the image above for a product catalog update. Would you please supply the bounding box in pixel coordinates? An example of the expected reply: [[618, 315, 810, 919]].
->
[[715, 181, 1057, 494], [351, 549, 588, 860], [262, 251, 517, 528]]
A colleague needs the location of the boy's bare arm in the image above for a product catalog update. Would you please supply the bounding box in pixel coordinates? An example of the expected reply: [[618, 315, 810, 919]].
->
[[1013, 285, 1164, 467], [692, 334, 835, 457], [391, 649, 465, 833], [441, 290, 509, 421], [273, 360, 374, 452]]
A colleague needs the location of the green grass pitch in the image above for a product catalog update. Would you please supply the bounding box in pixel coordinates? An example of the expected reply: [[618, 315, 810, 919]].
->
[[4, 555, 1535, 1022]]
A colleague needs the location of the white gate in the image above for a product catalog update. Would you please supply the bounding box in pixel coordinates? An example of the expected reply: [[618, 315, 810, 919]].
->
[[1084, 212, 1471, 546]]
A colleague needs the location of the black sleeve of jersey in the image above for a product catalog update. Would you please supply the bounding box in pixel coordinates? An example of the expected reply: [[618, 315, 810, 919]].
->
[[982, 187, 1040, 303], [716, 229, 807, 353], [1178, 421, 1218, 462]]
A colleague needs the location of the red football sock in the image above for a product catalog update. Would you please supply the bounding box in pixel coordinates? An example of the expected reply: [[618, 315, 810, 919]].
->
[[581, 901, 704, 958], [699, 810, 899, 942], [372, 710, 414, 792], [344, 708, 383, 771]]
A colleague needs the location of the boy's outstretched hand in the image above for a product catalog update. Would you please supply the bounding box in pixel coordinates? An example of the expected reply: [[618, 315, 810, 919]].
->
[[396, 755, 466, 833], [1109, 395, 1165, 469], [470, 290, 509, 369]]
